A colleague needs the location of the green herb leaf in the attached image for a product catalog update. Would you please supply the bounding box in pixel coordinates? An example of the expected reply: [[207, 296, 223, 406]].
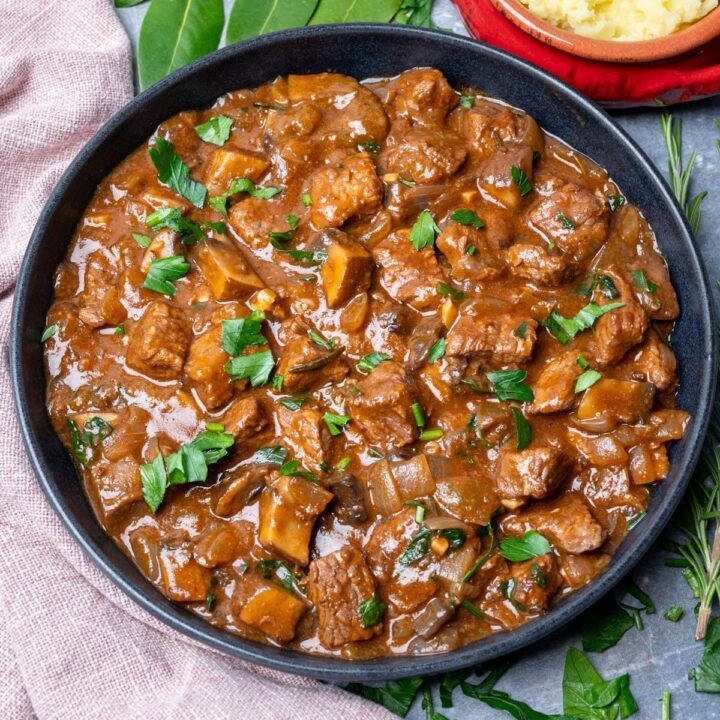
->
[[273, 374, 284, 391], [441, 528, 466, 550], [400, 526, 433, 565], [608, 195, 625, 213], [409, 209, 440, 251], [437, 281, 465, 301], [357, 139, 380, 154], [486, 369, 534, 403], [302, 192, 312, 206], [556, 211, 576, 230], [224, 349, 274, 387], [194, 114, 233, 145], [209, 176, 282, 216], [132, 233, 153, 249], [308, 329, 335, 351], [221, 311, 266, 356], [459, 95, 474, 109], [358, 595, 386, 628], [280, 396, 306, 411], [149, 137, 207, 208], [511, 165, 533, 196], [542, 302, 624, 344], [137, 0, 224, 90], [346, 678, 424, 718], [460, 599, 485, 619], [255, 558, 305, 595], [226, 0, 318, 42], [115, 0, 148, 7], [140, 453, 167, 513], [356, 352, 391, 373], [270, 236, 326, 265], [500, 530, 551, 562], [311, 0, 402, 24], [514, 322, 528, 339], [451, 208, 485, 229], [146, 206, 204, 245], [664, 606, 684, 622], [323, 412, 350, 436], [511, 408, 532, 450], [689, 616, 720, 692], [394, 0, 438, 28], [581, 598, 636, 653], [142, 255, 190, 296], [251, 446, 288, 465], [428, 338, 446, 364], [575, 369, 602, 394], [630, 269, 657, 294], [41, 324, 59, 342]]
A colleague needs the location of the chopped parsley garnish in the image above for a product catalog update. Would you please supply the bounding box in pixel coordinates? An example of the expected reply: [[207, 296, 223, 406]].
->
[[460, 599, 485, 619], [631, 269, 657, 294], [221, 311, 266, 355], [486, 369, 534, 403], [575, 369, 602, 393], [541, 302, 625, 344], [411, 402, 426, 428], [451, 208, 485, 229], [409, 209, 440, 251], [556, 211, 576, 230], [499, 531, 551, 561], [302, 192, 312, 206], [357, 139, 379, 154], [280, 396, 306, 411], [459, 95, 475, 109], [255, 559, 305, 596], [356, 352, 391, 373], [436, 281, 465, 301], [308, 329, 335, 351], [272, 374, 284, 391], [573, 273, 620, 299], [251, 446, 288, 465], [334, 456, 351, 472], [323, 412, 350, 436], [224, 349, 274, 387], [511, 165, 532, 196], [142, 255, 190, 296], [114, 324, 125, 336], [146, 206, 204, 245], [279, 459, 319, 484], [608, 194, 626, 212], [427, 338, 446, 364], [209, 177, 282, 216], [399, 526, 433, 565], [270, 236, 326, 265], [41, 324, 59, 342], [511, 408, 532, 450], [358, 595, 386, 628], [132, 232, 153, 249], [514, 322, 528, 339], [149, 137, 206, 208], [66, 416, 113, 465], [194, 114, 233, 146]]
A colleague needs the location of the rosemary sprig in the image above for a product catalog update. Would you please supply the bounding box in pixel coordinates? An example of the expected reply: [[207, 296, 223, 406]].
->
[[659, 113, 707, 235]]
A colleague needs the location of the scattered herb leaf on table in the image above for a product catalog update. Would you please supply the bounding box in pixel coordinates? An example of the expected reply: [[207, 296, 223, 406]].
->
[[226, 0, 319, 44]]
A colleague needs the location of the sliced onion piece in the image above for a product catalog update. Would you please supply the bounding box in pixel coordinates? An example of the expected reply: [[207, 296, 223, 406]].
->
[[424, 515, 474, 533]]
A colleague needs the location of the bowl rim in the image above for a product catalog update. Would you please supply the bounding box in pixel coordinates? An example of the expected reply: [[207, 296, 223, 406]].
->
[[10, 22, 717, 682], [489, 0, 720, 62]]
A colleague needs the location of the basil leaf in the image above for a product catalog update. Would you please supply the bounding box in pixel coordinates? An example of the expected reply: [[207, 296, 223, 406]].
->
[[323, 412, 350, 436], [346, 678, 423, 718], [221, 311, 266, 355], [311, 0, 402, 24], [409, 209, 440, 251], [194, 114, 233, 146], [142, 255, 190, 296], [356, 352, 391, 373], [511, 408, 532, 450], [146, 206, 204, 245], [500, 531, 551, 562], [514, 322, 528, 339], [149, 137, 207, 208], [226, 0, 318, 43], [541, 302, 624, 344], [511, 165, 533, 196], [138, 0, 224, 90], [437, 281, 465, 301], [451, 208, 485, 229], [596, 274, 620, 299], [224, 349, 275, 387], [581, 599, 636, 653], [428, 338, 446, 364], [461, 679, 572, 720], [209, 177, 282, 216], [358, 595, 386, 628], [251, 446, 288, 465], [486, 369, 534, 403], [575, 369, 602, 394], [140, 453, 167, 513]]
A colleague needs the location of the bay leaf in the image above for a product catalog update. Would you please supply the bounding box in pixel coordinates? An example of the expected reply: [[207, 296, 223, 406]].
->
[[226, 0, 319, 45], [310, 0, 402, 24]]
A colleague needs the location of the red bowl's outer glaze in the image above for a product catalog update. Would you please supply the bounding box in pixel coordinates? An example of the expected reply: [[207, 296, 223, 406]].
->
[[456, 0, 720, 106]]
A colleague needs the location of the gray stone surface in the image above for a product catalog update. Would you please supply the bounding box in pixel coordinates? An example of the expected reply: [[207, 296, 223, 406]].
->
[[115, 2, 720, 717]]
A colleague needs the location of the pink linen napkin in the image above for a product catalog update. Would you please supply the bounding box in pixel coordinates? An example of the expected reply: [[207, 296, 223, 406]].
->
[[0, 2, 394, 718]]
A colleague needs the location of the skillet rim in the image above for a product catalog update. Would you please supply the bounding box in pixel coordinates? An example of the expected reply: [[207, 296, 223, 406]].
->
[[10, 23, 717, 682]]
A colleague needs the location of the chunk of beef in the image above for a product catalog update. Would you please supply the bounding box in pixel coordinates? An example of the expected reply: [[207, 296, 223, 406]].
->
[[481, 554, 561, 628], [436, 222, 505, 282], [496, 446, 572, 508], [349, 361, 417, 450], [527, 182, 609, 262], [619, 330, 677, 391], [449, 99, 544, 161], [530, 352, 582, 414], [592, 266, 648, 366], [310, 152, 382, 229], [372, 229, 445, 311], [276, 405, 331, 473], [446, 312, 537, 368], [265, 103, 321, 141], [233, 573, 307, 643], [380, 127, 466, 185], [184, 324, 234, 410], [275, 321, 348, 391], [506, 243, 573, 287], [126, 301, 191, 381], [576, 378, 655, 431], [478, 143, 534, 210], [229, 196, 286, 249], [88, 458, 142, 521], [196, 238, 264, 301], [203, 148, 269, 195], [364, 509, 439, 613], [78, 251, 126, 328], [384, 68, 458, 125], [259, 472, 333, 565], [158, 541, 212, 602], [221, 396, 267, 438], [307, 545, 382, 648], [501, 493, 606, 554], [321, 236, 373, 308]]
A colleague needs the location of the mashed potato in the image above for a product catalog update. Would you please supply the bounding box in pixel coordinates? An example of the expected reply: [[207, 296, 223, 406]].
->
[[519, 0, 718, 40]]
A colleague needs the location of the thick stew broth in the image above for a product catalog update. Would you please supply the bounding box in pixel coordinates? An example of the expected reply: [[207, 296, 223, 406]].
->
[[44, 69, 689, 658]]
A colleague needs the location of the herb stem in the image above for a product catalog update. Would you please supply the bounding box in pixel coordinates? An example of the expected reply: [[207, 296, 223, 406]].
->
[[661, 690, 671, 720]]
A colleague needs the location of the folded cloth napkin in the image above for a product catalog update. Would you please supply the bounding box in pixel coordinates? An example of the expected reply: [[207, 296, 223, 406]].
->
[[0, 3, 392, 718]]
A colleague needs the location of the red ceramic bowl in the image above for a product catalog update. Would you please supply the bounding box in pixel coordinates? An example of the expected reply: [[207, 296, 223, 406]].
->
[[490, 0, 720, 62]]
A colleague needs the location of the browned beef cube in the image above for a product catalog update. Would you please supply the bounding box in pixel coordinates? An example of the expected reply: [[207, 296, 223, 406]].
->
[[373, 229, 445, 311], [384, 68, 458, 125], [229, 196, 286, 249], [184, 324, 234, 410], [449, 99, 544, 161], [496, 446, 572, 508], [221, 396, 267, 438], [310, 152, 382, 229], [592, 267, 648, 365], [158, 542, 212, 602], [527, 181, 609, 262], [89, 457, 142, 521], [276, 405, 331, 473], [446, 313, 537, 367], [126, 301, 191, 381], [620, 330, 677, 391], [506, 243, 573, 287], [78, 251, 126, 328], [501, 493, 606, 554], [349, 361, 417, 450], [530, 351, 582, 414], [379, 127, 466, 185], [478, 143, 534, 210], [307, 546, 382, 648], [436, 223, 505, 282]]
